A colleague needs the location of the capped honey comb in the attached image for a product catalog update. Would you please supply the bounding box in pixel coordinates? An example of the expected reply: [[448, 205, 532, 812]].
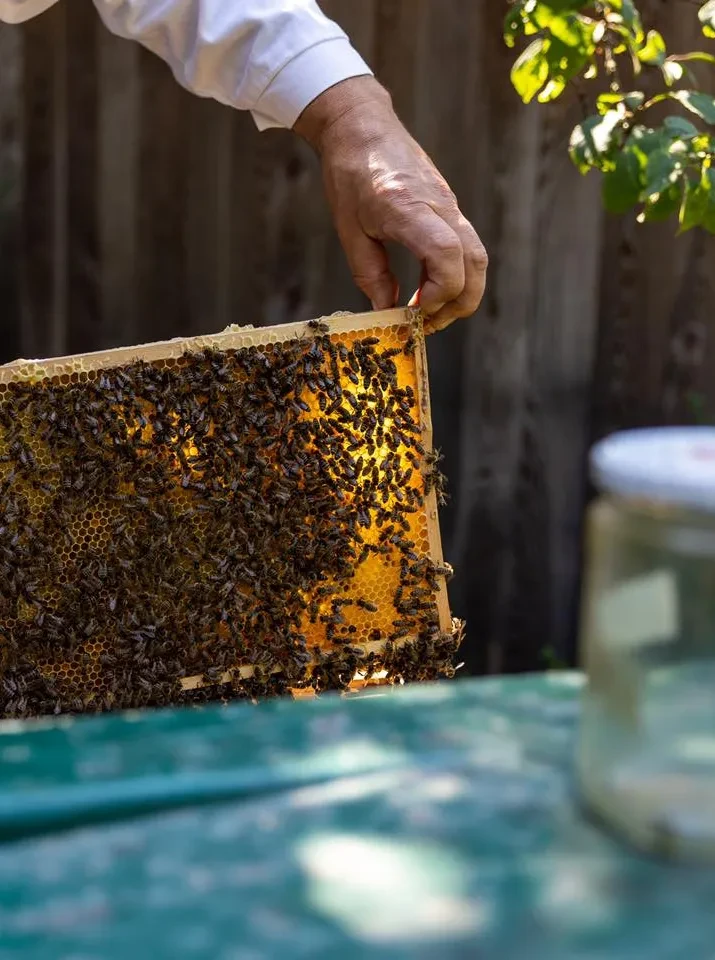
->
[[0, 308, 462, 717]]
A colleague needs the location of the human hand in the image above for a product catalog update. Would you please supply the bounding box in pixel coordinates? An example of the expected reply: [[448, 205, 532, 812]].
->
[[294, 77, 487, 334]]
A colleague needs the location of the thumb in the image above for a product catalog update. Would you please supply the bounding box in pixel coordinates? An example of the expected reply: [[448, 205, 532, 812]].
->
[[342, 229, 398, 310]]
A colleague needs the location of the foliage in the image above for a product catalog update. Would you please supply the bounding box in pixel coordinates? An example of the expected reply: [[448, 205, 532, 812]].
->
[[689, 390, 715, 424], [540, 645, 570, 671], [505, 1, 715, 233]]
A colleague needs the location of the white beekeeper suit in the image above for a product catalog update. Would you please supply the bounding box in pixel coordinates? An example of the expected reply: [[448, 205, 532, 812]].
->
[[0, 0, 372, 130]]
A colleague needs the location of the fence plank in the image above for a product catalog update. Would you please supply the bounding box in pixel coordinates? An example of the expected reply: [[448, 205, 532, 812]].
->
[[136, 49, 191, 341], [65, 1, 100, 354], [98, 29, 138, 348], [510, 97, 603, 670], [0, 24, 21, 364], [445, 1, 544, 675], [20, 2, 67, 359], [184, 97, 234, 335]]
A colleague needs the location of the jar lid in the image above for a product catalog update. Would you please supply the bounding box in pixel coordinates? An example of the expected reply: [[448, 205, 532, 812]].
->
[[591, 427, 715, 513]]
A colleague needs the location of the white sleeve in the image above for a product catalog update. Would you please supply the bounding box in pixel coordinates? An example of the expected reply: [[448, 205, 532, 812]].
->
[[0, 0, 373, 131]]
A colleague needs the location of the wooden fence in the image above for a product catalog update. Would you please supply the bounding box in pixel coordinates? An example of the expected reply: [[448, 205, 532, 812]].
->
[[0, 0, 713, 674]]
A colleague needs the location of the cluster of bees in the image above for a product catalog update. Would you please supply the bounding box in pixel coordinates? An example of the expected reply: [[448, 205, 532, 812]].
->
[[0, 316, 462, 718]]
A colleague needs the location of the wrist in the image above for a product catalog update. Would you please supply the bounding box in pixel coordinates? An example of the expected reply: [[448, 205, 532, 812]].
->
[[294, 76, 395, 154]]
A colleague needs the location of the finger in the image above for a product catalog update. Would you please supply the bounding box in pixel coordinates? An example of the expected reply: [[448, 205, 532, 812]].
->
[[340, 226, 399, 310], [423, 228, 488, 334], [407, 265, 428, 309], [382, 208, 464, 314], [453, 216, 488, 314], [423, 307, 458, 335]]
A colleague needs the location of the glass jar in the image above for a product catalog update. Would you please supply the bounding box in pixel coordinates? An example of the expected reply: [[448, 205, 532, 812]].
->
[[578, 427, 715, 862]]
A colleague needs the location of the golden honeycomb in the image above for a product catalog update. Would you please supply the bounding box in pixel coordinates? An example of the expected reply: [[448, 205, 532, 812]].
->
[[0, 308, 461, 717]]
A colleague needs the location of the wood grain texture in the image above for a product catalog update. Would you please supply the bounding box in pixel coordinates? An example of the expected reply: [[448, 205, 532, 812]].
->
[[65, 1, 100, 354], [19, 3, 67, 359], [136, 49, 191, 341], [0, 23, 21, 364], [2, 0, 714, 674], [184, 97, 234, 335], [98, 28, 138, 348]]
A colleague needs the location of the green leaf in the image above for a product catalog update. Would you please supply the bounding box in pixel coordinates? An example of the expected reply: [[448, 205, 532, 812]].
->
[[531, 4, 586, 46], [607, 0, 644, 44], [533, 0, 588, 11], [637, 29, 666, 66], [699, 0, 715, 39], [667, 51, 715, 66], [680, 173, 711, 232], [702, 168, 715, 232], [596, 91, 645, 115], [622, 0, 644, 37], [692, 132, 715, 153], [661, 61, 684, 87], [645, 150, 681, 196], [510, 29, 595, 105], [538, 77, 568, 102], [602, 149, 644, 214], [511, 37, 550, 102], [663, 116, 700, 138], [547, 15, 589, 48], [504, 0, 586, 47], [626, 125, 672, 168], [640, 182, 684, 223], [540, 35, 593, 100], [504, 5, 528, 48], [569, 111, 623, 174], [671, 90, 715, 124]]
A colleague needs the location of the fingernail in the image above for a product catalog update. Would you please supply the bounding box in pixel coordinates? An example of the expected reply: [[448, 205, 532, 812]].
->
[[371, 300, 379, 311]]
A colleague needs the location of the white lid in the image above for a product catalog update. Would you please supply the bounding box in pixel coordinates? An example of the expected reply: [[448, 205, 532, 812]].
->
[[591, 427, 715, 513]]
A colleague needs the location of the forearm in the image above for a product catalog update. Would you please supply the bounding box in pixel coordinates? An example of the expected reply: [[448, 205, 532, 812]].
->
[[294, 76, 394, 153]]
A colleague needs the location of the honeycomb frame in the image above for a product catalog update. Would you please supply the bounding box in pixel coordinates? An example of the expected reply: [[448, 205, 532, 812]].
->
[[0, 307, 460, 716]]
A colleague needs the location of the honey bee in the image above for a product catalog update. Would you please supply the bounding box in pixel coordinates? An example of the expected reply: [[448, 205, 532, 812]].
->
[[307, 319, 330, 334]]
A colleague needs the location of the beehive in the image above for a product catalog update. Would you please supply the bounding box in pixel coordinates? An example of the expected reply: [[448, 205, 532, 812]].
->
[[0, 308, 462, 718]]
